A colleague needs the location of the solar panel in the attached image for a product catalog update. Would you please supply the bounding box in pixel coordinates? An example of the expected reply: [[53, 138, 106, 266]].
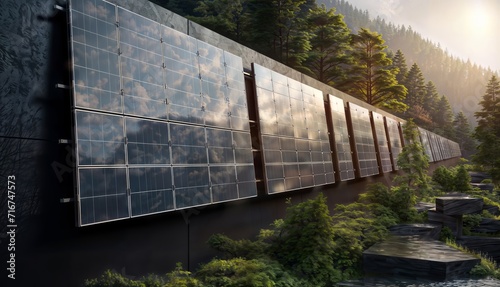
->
[[328, 95, 355, 181], [70, 0, 256, 226], [348, 103, 379, 177], [253, 63, 334, 194], [372, 112, 392, 173], [418, 127, 434, 162], [385, 117, 402, 170]]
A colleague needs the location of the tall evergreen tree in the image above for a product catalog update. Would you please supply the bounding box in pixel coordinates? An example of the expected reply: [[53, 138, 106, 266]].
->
[[453, 111, 475, 159], [404, 63, 430, 125], [433, 95, 454, 138], [404, 63, 426, 107], [189, 0, 246, 41], [473, 75, 500, 180], [339, 28, 407, 112], [245, 0, 311, 68], [304, 5, 352, 86], [392, 49, 408, 84], [423, 81, 440, 117]]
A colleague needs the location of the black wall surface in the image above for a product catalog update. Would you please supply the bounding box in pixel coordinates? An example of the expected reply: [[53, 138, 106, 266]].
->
[[0, 1, 460, 286]]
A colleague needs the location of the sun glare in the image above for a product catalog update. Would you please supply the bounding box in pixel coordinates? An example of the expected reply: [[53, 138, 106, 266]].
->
[[466, 3, 491, 31]]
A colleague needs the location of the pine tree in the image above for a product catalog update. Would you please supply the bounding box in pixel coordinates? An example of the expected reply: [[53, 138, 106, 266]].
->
[[433, 95, 454, 138], [473, 75, 500, 180], [423, 81, 440, 121], [305, 5, 352, 86], [403, 63, 430, 125], [245, 0, 311, 68], [404, 63, 426, 107], [339, 28, 408, 112], [392, 49, 408, 84], [189, 0, 246, 41], [452, 111, 475, 159], [397, 119, 432, 198]]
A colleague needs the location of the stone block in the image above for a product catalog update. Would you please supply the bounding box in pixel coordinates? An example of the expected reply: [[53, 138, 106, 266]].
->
[[435, 196, 483, 215], [415, 202, 435, 213], [471, 218, 500, 234], [484, 204, 500, 216], [458, 236, 500, 263], [427, 209, 460, 233], [363, 236, 480, 280], [389, 223, 441, 240]]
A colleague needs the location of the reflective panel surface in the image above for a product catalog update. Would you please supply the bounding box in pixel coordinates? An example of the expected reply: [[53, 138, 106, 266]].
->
[[386, 117, 402, 170], [418, 127, 434, 162], [328, 95, 355, 181], [70, 0, 256, 226], [253, 64, 334, 194], [348, 103, 379, 177], [372, 112, 392, 173]]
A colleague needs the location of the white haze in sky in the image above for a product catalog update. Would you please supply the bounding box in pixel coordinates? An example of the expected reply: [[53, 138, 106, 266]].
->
[[345, 0, 500, 72]]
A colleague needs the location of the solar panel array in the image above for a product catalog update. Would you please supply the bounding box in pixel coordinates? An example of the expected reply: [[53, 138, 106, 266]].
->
[[70, 0, 257, 226], [68, 0, 462, 226], [372, 112, 392, 173], [253, 64, 335, 194], [328, 95, 355, 181], [348, 103, 379, 177]]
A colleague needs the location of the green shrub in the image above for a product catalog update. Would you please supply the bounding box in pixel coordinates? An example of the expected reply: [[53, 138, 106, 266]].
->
[[196, 258, 273, 287], [140, 274, 166, 287], [432, 166, 455, 192], [270, 194, 340, 286], [84, 270, 145, 287], [165, 263, 202, 287], [463, 214, 483, 235], [439, 226, 455, 242], [360, 183, 418, 223], [208, 234, 267, 260], [432, 165, 473, 193]]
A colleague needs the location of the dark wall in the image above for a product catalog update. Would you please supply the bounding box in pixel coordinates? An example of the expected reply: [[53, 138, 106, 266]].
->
[[0, 1, 461, 286]]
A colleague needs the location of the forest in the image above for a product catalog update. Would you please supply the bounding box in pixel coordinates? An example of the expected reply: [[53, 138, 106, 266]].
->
[[149, 0, 494, 158]]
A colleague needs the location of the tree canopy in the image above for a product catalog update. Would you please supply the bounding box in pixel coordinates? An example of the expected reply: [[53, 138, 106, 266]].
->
[[473, 75, 500, 180], [339, 28, 408, 112]]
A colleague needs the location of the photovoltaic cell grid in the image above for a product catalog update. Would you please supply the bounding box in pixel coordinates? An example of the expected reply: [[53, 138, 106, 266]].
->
[[372, 112, 392, 173], [418, 127, 435, 162], [429, 133, 443, 161], [253, 63, 334, 194], [328, 95, 355, 181], [70, 0, 256, 226], [385, 117, 402, 170], [348, 103, 379, 177]]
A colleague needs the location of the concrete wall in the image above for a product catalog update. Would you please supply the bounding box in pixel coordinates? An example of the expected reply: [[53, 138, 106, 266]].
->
[[0, 1, 460, 286]]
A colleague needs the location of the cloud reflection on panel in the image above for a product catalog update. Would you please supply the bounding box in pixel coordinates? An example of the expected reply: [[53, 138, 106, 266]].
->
[[79, 167, 128, 225], [71, 0, 257, 225], [126, 118, 170, 165], [129, 167, 174, 216], [71, 1, 121, 113], [76, 111, 125, 166], [173, 166, 211, 208], [253, 63, 334, 194], [170, 123, 207, 165]]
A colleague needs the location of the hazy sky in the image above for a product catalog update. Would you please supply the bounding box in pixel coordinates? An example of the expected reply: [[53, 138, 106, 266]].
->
[[345, 0, 500, 72]]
